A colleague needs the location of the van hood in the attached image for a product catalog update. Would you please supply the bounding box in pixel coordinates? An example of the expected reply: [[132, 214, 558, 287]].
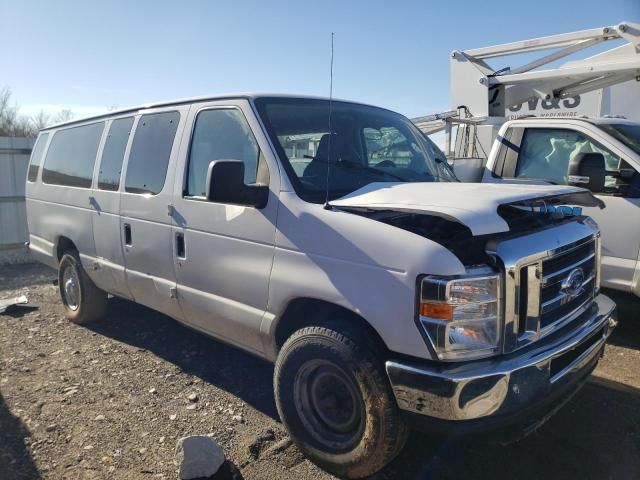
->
[[330, 182, 603, 236]]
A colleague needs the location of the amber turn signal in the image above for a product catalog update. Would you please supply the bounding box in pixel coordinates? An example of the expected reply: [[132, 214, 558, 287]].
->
[[420, 302, 454, 320]]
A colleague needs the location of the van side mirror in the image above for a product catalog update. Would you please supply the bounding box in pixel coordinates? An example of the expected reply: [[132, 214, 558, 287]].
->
[[568, 153, 606, 193], [205, 160, 269, 208]]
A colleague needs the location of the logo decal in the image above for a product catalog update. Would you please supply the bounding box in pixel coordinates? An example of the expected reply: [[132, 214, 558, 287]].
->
[[539, 204, 583, 216], [560, 268, 585, 303]]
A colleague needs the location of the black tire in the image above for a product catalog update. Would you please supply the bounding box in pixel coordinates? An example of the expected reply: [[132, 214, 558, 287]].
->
[[58, 250, 108, 324], [274, 325, 409, 479]]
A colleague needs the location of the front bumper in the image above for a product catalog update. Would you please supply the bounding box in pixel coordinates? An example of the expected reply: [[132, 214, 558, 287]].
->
[[386, 294, 616, 424]]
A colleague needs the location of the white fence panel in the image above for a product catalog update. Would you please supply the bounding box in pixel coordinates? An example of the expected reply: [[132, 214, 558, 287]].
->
[[0, 136, 34, 264]]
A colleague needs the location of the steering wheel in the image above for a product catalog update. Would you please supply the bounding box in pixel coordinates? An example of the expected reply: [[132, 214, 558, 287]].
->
[[373, 160, 395, 168]]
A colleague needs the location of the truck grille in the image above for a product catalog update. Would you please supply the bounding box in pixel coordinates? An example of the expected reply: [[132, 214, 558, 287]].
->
[[489, 219, 601, 353], [517, 237, 598, 343], [539, 240, 597, 329]]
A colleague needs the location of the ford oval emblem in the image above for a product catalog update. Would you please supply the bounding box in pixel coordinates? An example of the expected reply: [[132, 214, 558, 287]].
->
[[560, 267, 585, 300]]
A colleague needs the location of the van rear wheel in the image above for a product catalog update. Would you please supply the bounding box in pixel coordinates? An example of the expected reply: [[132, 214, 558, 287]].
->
[[58, 251, 107, 324], [274, 325, 408, 479]]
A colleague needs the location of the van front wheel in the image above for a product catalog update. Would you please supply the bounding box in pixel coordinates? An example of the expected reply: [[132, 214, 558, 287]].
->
[[58, 251, 107, 324], [274, 325, 408, 479]]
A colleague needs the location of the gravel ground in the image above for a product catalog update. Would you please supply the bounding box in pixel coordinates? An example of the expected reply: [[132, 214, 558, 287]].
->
[[1, 263, 639, 480]]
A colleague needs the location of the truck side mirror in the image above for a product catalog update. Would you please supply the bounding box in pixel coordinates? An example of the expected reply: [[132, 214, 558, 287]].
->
[[205, 160, 269, 208], [568, 153, 606, 193]]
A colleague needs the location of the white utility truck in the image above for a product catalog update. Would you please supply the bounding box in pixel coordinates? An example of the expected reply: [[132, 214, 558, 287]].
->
[[415, 21, 640, 296]]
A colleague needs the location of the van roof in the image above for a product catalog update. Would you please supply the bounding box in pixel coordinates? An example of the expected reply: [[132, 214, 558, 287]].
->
[[40, 93, 384, 131]]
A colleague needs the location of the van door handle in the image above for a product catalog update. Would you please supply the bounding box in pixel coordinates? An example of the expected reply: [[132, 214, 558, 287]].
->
[[124, 223, 132, 246], [88, 196, 101, 213], [175, 232, 186, 258]]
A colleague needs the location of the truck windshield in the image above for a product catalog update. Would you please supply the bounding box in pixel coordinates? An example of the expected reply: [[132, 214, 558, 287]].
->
[[598, 123, 640, 156], [254, 97, 456, 202]]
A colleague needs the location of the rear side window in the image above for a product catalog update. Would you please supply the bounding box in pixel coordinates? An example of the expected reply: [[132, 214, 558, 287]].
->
[[125, 111, 180, 195], [42, 122, 105, 188], [98, 117, 134, 191], [27, 132, 50, 182]]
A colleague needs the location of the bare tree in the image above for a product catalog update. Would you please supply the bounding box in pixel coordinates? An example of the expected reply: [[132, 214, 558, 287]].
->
[[0, 87, 78, 137], [53, 109, 74, 124], [0, 88, 15, 120], [14, 116, 34, 137], [31, 110, 51, 131], [0, 87, 21, 136], [0, 86, 95, 137], [0, 87, 39, 136]]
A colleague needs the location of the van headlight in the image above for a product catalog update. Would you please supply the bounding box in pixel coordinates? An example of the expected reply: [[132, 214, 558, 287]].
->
[[419, 268, 502, 361]]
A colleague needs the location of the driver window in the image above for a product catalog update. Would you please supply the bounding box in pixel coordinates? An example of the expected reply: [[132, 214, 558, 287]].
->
[[186, 108, 263, 197], [515, 128, 621, 188]]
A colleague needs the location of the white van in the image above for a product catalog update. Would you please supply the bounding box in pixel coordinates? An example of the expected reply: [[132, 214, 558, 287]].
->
[[26, 94, 616, 478]]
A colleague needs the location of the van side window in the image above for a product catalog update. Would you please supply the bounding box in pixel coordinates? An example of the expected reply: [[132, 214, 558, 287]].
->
[[186, 109, 262, 197], [27, 132, 50, 182], [98, 117, 134, 191], [125, 111, 180, 195], [42, 122, 105, 188]]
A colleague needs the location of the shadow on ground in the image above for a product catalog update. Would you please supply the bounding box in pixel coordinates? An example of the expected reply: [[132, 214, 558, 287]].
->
[[603, 288, 640, 350], [0, 392, 40, 480], [0, 263, 57, 291], [375, 376, 640, 480], [88, 297, 279, 420], [87, 296, 640, 480]]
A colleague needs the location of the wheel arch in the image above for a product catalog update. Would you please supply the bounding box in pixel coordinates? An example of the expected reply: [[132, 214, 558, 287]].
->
[[55, 235, 78, 261], [271, 297, 390, 357]]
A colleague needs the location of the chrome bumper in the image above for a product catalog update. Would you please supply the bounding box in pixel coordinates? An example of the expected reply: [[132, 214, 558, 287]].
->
[[386, 294, 616, 421]]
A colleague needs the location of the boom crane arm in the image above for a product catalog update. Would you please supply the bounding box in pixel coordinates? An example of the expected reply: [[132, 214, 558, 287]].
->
[[450, 21, 640, 118]]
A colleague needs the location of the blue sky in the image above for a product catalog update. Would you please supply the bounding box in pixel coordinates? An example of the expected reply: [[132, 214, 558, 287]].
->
[[3, 0, 639, 120]]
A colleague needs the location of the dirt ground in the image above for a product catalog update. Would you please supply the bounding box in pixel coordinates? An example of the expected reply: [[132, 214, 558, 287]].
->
[[1, 263, 639, 480]]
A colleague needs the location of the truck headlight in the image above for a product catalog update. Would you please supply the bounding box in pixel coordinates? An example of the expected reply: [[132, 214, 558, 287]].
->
[[419, 268, 502, 361]]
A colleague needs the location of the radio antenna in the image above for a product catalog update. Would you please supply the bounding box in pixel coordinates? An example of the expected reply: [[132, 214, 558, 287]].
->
[[323, 32, 335, 209]]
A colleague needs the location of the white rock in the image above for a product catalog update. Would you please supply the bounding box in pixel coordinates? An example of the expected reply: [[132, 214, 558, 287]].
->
[[174, 435, 224, 480]]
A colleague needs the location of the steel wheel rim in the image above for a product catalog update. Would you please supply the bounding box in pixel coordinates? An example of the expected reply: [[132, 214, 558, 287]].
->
[[62, 264, 80, 311], [293, 359, 365, 451]]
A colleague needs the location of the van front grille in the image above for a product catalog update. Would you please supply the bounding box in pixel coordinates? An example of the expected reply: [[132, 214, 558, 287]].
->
[[539, 240, 597, 330], [490, 220, 601, 353], [517, 237, 598, 343]]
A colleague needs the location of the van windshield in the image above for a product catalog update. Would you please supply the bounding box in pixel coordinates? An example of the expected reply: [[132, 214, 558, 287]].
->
[[254, 97, 456, 202], [598, 123, 640, 156]]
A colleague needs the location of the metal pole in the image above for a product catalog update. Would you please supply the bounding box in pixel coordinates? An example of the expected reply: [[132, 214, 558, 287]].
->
[[444, 121, 452, 158]]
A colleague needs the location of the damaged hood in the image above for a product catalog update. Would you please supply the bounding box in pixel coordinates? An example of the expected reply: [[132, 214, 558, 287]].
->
[[330, 182, 603, 236]]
